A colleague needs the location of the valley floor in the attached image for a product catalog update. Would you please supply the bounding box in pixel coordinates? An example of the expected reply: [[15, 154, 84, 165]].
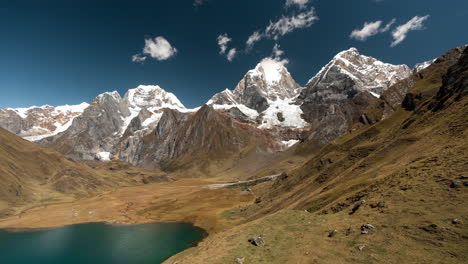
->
[[0, 178, 253, 233]]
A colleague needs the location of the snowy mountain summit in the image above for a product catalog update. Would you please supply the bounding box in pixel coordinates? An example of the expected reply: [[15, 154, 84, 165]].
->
[[306, 47, 412, 97], [208, 58, 306, 128], [0, 103, 89, 141]]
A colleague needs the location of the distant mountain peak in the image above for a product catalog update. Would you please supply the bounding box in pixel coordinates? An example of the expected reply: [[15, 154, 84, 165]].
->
[[307, 48, 412, 96], [124, 85, 185, 110], [250, 57, 289, 85], [0, 102, 89, 141]]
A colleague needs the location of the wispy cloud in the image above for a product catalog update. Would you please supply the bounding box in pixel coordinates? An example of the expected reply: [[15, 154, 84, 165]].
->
[[272, 43, 284, 59], [246, 7, 318, 50], [285, 0, 309, 9], [227, 48, 237, 61], [246, 31, 262, 50], [350, 21, 383, 41], [217, 33, 237, 62], [217, 33, 232, 54], [265, 8, 318, 40], [193, 0, 207, 7], [131, 54, 146, 63], [381, 18, 396, 32], [350, 18, 395, 41], [132, 36, 178, 62], [391, 15, 430, 47]]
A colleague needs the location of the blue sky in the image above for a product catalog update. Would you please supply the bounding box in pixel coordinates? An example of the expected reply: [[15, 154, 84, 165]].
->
[[0, 0, 467, 108]]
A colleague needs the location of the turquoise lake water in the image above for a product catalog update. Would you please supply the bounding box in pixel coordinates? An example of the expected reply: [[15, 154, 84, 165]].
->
[[0, 222, 206, 264]]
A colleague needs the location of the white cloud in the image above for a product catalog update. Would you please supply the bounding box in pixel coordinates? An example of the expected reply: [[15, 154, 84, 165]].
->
[[285, 0, 309, 9], [265, 8, 318, 40], [245, 8, 318, 51], [391, 15, 430, 47], [246, 7, 319, 51], [227, 48, 237, 61], [350, 18, 396, 41], [272, 43, 284, 59], [217, 33, 232, 54], [246, 31, 263, 50], [132, 54, 147, 63], [350, 21, 382, 41], [381, 18, 396, 32], [133, 36, 177, 61]]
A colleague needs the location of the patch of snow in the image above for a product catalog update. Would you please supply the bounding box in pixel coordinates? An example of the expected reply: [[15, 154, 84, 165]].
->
[[258, 97, 308, 129], [281, 139, 299, 148], [96, 152, 112, 161], [54, 102, 89, 113], [120, 108, 140, 136], [414, 59, 436, 72], [369, 91, 381, 98], [212, 104, 259, 120], [141, 112, 163, 127]]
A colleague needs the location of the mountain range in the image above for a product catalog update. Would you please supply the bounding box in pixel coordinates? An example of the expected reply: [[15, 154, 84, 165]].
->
[[0, 48, 414, 172]]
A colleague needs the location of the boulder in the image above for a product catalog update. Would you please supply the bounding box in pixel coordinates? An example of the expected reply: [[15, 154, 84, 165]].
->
[[328, 229, 338, 237], [450, 181, 462, 188], [248, 237, 265, 246], [349, 200, 366, 215]]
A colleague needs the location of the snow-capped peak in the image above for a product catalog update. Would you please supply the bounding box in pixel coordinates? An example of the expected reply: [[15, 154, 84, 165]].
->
[[251, 57, 289, 85], [96, 91, 121, 102], [124, 85, 185, 110], [306, 47, 412, 95], [119, 85, 187, 136]]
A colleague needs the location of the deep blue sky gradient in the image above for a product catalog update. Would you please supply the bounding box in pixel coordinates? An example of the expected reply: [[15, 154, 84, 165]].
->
[[0, 0, 467, 108]]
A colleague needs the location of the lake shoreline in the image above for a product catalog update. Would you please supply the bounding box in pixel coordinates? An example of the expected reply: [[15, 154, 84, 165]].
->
[[0, 222, 208, 264], [0, 178, 253, 234]]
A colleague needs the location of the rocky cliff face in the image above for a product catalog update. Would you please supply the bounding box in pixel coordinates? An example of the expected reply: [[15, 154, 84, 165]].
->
[[128, 105, 279, 175], [297, 48, 412, 146], [358, 46, 466, 126], [0, 103, 89, 141], [39, 86, 189, 161]]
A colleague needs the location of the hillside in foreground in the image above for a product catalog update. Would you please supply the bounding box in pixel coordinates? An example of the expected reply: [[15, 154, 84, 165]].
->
[[164, 47, 468, 264]]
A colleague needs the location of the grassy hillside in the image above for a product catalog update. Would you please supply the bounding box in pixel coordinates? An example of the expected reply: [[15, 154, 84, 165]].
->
[[165, 47, 468, 264], [0, 128, 169, 217]]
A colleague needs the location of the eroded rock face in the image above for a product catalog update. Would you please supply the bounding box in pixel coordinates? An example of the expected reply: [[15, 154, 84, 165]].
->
[[38, 86, 189, 161], [39, 92, 129, 160], [120, 105, 279, 173], [359, 45, 467, 126], [298, 48, 412, 145]]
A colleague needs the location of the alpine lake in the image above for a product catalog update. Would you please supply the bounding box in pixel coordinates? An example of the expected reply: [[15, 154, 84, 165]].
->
[[0, 222, 206, 264]]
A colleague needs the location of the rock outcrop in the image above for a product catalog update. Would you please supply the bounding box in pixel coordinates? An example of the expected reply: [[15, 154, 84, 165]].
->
[[359, 45, 466, 126]]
